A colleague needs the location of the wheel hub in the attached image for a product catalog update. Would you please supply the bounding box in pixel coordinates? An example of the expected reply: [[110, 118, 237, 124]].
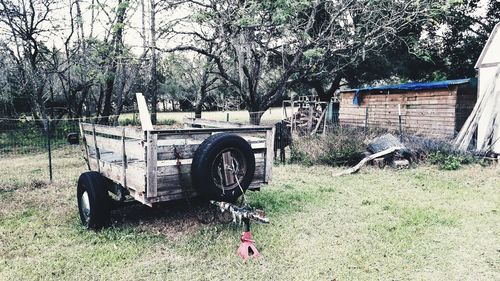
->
[[211, 148, 247, 191], [80, 191, 91, 223]]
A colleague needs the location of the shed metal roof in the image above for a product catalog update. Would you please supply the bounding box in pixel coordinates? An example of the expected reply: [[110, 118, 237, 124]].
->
[[344, 78, 475, 105]]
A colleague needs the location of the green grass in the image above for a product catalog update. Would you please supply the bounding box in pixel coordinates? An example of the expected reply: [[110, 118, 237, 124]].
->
[[0, 148, 499, 280]]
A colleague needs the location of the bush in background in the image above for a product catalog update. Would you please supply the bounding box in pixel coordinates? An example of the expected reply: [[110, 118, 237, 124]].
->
[[402, 135, 483, 170], [290, 126, 383, 166], [118, 118, 176, 126], [289, 126, 485, 170]]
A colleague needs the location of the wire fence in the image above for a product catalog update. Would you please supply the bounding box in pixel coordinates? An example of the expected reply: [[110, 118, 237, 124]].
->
[[0, 103, 480, 183], [0, 119, 81, 155]]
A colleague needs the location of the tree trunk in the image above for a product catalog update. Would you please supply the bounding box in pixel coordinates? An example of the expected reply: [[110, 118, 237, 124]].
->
[[249, 110, 263, 125], [100, 0, 126, 124], [100, 70, 115, 123], [149, 0, 158, 125], [194, 102, 202, 119]]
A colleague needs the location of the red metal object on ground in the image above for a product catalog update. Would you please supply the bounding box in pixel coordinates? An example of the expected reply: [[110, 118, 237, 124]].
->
[[237, 231, 260, 260]]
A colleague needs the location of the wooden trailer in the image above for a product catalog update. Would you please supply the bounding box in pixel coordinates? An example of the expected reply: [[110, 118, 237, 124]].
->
[[76, 117, 274, 229]]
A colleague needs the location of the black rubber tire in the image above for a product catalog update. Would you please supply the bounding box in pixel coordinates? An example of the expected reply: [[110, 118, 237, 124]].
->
[[191, 133, 255, 203], [77, 171, 111, 229]]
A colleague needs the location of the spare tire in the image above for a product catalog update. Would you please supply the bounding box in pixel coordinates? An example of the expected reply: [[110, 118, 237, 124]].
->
[[191, 133, 255, 203]]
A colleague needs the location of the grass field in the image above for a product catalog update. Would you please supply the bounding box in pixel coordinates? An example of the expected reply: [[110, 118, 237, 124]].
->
[[1, 147, 499, 280], [120, 107, 286, 125]]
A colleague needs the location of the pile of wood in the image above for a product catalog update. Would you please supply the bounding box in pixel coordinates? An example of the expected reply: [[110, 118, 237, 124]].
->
[[454, 65, 500, 152], [283, 101, 328, 136], [335, 133, 411, 176]]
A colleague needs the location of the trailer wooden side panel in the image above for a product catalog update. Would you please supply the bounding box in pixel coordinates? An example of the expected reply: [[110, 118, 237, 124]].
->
[[80, 122, 274, 205]]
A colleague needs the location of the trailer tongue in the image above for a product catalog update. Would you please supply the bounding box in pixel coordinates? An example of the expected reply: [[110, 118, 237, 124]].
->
[[210, 200, 269, 260]]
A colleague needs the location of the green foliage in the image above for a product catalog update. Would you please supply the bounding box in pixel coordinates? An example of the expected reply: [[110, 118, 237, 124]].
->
[[156, 119, 177, 126], [118, 117, 176, 126], [421, 0, 500, 79], [428, 151, 478, 170], [289, 149, 314, 166]]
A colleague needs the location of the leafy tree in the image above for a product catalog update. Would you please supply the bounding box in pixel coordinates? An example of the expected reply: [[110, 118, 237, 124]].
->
[[425, 0, 500, 79], [166, 0, 441, 124]]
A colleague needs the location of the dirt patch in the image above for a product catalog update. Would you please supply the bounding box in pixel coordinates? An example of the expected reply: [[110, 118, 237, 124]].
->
[[110, 199, 233, 240], [0, 179, 49, 193]]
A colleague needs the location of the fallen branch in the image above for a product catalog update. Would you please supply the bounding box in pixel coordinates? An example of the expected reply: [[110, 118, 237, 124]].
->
[[334, 147, 402, 177]]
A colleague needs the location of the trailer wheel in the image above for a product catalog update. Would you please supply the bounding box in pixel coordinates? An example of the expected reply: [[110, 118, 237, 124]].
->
[[192, 133, 255, 203], [77, 171, 110, 229]]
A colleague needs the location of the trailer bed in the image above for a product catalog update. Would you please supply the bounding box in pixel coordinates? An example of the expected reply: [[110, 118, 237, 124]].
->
[[79, 119, 274, 206]]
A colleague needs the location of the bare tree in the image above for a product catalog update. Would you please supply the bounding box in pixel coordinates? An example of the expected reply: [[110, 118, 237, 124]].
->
[[0, 0, 60, 123]]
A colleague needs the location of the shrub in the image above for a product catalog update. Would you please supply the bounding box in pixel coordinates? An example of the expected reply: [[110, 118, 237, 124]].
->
[[428, 151, 479, 170], [118, 118, 140, 126], [289, 126, 484, 170], [289, 126, 371, 166], [157, 119, 177, 126], [118, 118, 177, 126]]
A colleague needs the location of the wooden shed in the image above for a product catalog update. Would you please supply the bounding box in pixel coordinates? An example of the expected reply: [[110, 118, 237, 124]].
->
[[338, 79, 477, 139]]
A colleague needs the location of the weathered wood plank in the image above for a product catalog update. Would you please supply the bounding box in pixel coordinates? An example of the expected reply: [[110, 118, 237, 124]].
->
[[151, 126, 272, 136], [146, 132, 158, 198], [121, 128, 127, 189], [81, 123, 144, 139], [84, 134, 145, 160], [156, 139, 266, 160], [183, 117, 251, 128], [156, 174, 266, 194], [136, 92, 154, 131], [88, 156, 146, 193], [265, 128, 275, 183], [156, 159, 266, 177], [79, 123, 90, 170], [92, 124, 100, 173]]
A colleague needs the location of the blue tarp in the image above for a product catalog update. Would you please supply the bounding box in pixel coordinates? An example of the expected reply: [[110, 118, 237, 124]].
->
[[352, 78, 473, 105]]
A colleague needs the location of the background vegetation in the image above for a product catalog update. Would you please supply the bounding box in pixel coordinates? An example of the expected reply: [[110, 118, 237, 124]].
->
[[0, 0, 498, 125]]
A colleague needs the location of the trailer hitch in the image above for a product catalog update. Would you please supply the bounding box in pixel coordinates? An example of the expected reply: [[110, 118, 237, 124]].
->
[[210, 201, 269, 260]]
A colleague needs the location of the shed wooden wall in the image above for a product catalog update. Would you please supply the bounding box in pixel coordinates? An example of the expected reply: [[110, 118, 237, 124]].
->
[[339, 86, 476, 139]]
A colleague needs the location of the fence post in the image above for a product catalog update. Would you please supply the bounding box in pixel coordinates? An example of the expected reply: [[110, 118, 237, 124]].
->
[[280, 120, 285, 164], [227, 112, 229, 122], [364, 106, 369, 134], [46, 119, 53, 182], [398, 104, 403, 141]]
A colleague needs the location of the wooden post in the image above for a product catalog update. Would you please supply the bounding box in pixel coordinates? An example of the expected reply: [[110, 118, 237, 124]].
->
[[46, 119, 53, 182], [79, 123, 90, 170], [398, 104, 403, 140], [290, 92, 295, 134], [307, 103, 314, 133], [136, 93, 154, 131], [364, 106, 369, 134], [121, 128, 127, 189], [323, 104, 328, 135], [265, 127, 275, 182], [280, 120, 286, 163], [146, 131, 158, 198], [222, 151, 236, 186], [92, 123, 100, 173]]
